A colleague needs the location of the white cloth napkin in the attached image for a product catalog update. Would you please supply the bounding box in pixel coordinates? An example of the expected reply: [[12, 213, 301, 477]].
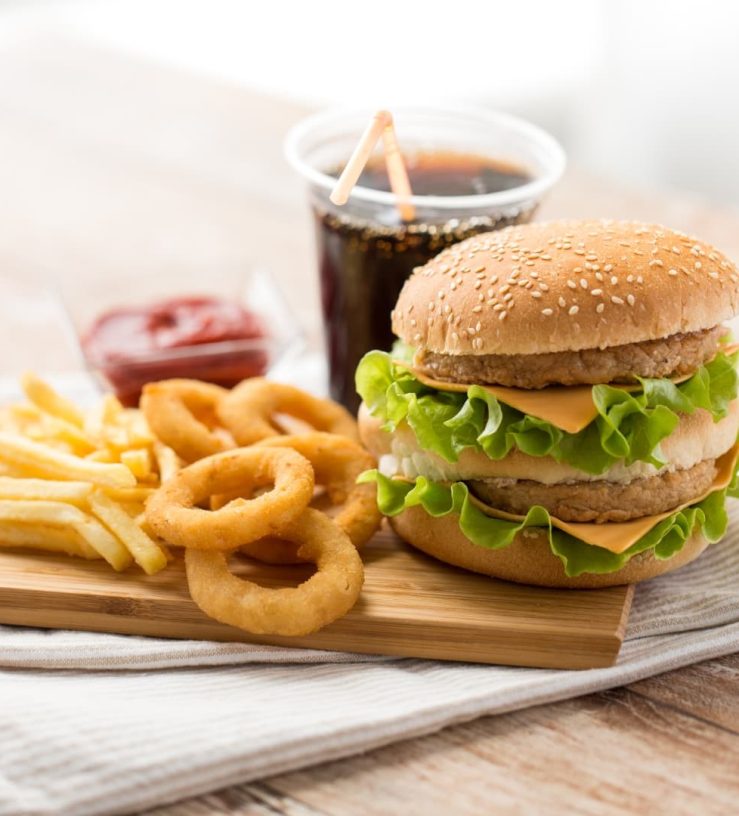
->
[[1, 374, 738, 815]]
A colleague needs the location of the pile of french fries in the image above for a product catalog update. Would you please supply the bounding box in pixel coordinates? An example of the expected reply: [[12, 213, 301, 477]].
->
[[0, 374, 181, 574]]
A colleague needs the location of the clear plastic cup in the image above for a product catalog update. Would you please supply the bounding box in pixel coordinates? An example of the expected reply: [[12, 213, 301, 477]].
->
[[285, 106, 565, 411]]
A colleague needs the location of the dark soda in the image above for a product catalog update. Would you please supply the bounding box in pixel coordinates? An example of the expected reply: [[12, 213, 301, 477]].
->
[[315, 151, 535, 411]]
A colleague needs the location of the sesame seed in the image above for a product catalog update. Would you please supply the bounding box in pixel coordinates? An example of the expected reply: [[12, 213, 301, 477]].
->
[[604, 264, 613, 272], [649, 259, 664, 268], [709, 271, 719, 279], [499, 311, 508, 321], [591, 288, 603, 296], [594, 272, 604, 282], [413, 333, 422, 342], [636, 275, 644, 284], [472, 305, 482, 313], [490, 275, 499, 284], [503, 293, 513, 302], [611, 276, 619, 285], [532, 291, 542, 299], [541, 308, 553, 316], [672, 246, 681, 254], [438, 291, 445, 299], [596, 303, 605, 314], [500, 284, 510, 294], [474, 281, 482, 289], [695, 261, 702, 269], [580, 278, 588, 289], [611, 295, 624, 305], [668, 268, 678, 277], [626, 274, 634, 283], [567, 280, 577, 290], [538, 282, 549, 291], [468, 326, 476, 335], [568, 305, 579, 315], [493, 304, 505, 312], [558, 296, 567, 308], [627, 294, 635, 306]]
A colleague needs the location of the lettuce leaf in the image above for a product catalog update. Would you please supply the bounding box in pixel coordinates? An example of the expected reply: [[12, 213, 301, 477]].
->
[[355, 350, 738, 475], [360, 470, 733, 577]]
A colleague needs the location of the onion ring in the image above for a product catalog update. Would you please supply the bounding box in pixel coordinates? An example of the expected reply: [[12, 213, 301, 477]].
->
[[145, 447, 314, 550], [212, 433, 380, 564], [258, 432, 379, 543], [141, 379, 231, 463], [184, 508, 364, 635], [217, 378, 358, 446]]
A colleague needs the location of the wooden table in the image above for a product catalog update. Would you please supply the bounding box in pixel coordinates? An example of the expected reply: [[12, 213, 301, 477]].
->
[[0, 36, 737, 815]]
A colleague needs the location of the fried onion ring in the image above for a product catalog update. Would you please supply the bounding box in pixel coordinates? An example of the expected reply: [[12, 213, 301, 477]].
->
[[217, 378, 358, 446], [184, 508, 364, 635], [141, 379, 232, 463], [211, 433, 381, 564], [256, 433, 380, 546], [145, 447, 314, 550]]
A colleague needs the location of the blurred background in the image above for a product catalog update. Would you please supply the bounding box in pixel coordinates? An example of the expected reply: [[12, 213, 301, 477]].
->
[[0, 0, 737, 380], [3, 0, 738, 207]]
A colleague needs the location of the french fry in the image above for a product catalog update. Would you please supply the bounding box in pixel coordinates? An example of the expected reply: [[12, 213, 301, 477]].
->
[[89, 490, 168, 575], [153, 442, 180, 483], [120, 448, 152, 480], [21, 372, 85, 428], [102, 485, 156, 503], [84, 393, 124, 443], [74, 516, 134, 571], [119, 409, 155, 448], [0, 476, 92, 504], [0, 498, 131, 568], [0, 523, 101, 559], [0, 432, 136, 488], [0, 374, 175, 576], [85, 450, 115, 463]]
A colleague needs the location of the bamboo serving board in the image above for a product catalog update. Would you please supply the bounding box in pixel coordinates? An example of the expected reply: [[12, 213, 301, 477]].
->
[[0, 525, 633, 670]]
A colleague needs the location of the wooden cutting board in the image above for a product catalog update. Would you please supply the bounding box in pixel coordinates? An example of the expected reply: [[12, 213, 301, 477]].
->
[[0, 526, 633, 670]]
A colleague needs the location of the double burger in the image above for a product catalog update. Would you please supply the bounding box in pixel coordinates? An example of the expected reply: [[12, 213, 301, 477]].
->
[[357, 220, 739, 587]]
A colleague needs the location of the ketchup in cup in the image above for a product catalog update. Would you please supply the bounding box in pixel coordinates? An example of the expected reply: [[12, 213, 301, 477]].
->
[[286, 107, 566, 412], [82, 296, 268, 406]]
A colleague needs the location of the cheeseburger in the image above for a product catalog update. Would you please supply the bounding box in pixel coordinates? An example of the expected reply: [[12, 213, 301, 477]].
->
[[357, 220, 739, 587]]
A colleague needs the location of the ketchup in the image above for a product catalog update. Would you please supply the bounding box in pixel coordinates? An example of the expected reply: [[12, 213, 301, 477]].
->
[[82, 296, 268, 406]]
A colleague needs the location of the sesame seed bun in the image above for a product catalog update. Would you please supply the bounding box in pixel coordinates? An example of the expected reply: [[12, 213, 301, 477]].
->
[[390, 506, 709, 588], [392, 219, 739, 357]]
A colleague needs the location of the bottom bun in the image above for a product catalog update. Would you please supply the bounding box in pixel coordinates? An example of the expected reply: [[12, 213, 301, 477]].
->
[[390, 506, 709, 588]]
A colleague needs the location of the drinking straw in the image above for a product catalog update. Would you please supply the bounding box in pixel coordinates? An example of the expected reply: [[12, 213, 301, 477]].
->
[[329, 110, 416, 222]]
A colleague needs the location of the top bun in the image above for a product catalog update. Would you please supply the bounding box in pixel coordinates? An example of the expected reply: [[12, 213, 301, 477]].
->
[[391, 219, 739, 356]]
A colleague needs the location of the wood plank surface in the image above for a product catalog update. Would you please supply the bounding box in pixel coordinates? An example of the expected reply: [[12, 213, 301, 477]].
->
[[0, 525, 633, 669], [0, 33, 736, 816]]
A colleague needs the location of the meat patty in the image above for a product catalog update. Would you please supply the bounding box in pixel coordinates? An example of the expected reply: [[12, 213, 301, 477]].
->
[[468, 458, 718, 523], [416, 326, 724, 389]]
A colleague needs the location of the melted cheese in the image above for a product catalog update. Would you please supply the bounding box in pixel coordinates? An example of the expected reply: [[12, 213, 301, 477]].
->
[[468, 443, 739, 553], [403, 343, 739, 435]]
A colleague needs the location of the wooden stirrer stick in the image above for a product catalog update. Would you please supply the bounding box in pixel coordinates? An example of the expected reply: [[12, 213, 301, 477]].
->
[[329, 110, 416, 222], [381, 115, 415, 222]]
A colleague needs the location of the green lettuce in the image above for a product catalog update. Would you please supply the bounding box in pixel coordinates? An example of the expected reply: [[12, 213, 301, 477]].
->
[[355, 350, 738, 475], [360, 469, 736, 577]]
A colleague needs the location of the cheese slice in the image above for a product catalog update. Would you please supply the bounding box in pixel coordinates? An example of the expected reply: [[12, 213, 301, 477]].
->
[[468, 442, 739, 554], [402, 342, 739, 435]]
